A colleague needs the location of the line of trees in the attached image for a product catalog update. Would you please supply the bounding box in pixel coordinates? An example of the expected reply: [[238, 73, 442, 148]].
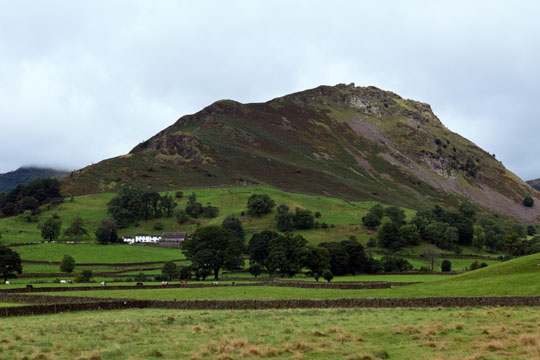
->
[[0, 178, 62, 217], [365, 203, 540, 256]]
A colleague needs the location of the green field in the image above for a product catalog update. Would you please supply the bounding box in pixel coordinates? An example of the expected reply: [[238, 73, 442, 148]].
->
[[46, 252, 540, 300], [0, 307, 539, 359], [13, 244, 185, 263]]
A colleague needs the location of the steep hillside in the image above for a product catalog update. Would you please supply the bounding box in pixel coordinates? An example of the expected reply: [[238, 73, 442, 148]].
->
[[527, 178, 540, 191], [64, 83, 540, 223], [0, 166, 69, 192]]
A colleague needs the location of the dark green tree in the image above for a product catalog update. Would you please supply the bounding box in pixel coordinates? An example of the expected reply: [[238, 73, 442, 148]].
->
[[292, 208, 315, 229], [304, 246, 330, 281], [248, 263, 262, 278], [523, 197, 534, 207], [266, 234, 307, 277], [376, 220, 403, 251], [60, 255, 76, 273], [400, 224, 421, 246], [40, 216, 62, 242], [248, 230, 278, 266], [222, 215, 244, 240], [362, 211, 381, 230], [247, 194, 275, 216], [64, 216, 88, 241], [383, 207, 407, 225], [441, 259, 452, 272], [202, 203, 219, 218], [275, 204, 294, 231], [160, 193, 177, 217], [322, 269, 334, 283], [162, 261, 177, 281], [182, 226, 244, 280], [185, 193, 203, 218], [95, 219, 119, 244], [527, 225, 537, 236], [0, 245, 22, 282]]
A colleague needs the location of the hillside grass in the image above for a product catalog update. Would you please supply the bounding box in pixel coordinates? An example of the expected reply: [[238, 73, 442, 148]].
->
[[0, 186, 415, 246], [1, 307, 539, 359]]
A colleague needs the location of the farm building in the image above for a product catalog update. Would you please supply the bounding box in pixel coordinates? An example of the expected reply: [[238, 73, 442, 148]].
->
[[122, 232, 187, 248]]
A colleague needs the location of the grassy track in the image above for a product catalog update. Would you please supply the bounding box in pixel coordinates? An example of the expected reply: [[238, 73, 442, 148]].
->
[[0, 308, 539, 359]]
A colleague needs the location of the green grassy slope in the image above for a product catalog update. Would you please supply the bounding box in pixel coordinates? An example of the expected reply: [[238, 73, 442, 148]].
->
[[0, 185, 415, 246]]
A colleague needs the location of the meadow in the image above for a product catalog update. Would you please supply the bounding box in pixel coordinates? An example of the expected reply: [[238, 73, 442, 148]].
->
[[1, 307, 539, 359], [41, 252, 540, 300]]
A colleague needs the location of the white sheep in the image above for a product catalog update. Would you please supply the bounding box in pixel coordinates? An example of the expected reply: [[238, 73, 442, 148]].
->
[[4, 280, 9, 285]]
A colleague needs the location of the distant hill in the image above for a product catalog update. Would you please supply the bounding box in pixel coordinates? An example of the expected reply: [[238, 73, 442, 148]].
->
[[0, 167, 70, 192], [527, 179, 540, 191], [63, 83, 540, 223]]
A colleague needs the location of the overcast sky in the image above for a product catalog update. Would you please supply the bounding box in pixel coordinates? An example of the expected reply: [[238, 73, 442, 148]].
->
[[1, 1, 539, 180]]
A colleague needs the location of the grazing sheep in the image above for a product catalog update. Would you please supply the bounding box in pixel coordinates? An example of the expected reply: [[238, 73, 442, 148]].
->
[[161, 281, 168, 286], [4, 281, 9, 285], [212, 281, 218, 285], [100, 281, 106, 286], [60, 280, 68, 284]]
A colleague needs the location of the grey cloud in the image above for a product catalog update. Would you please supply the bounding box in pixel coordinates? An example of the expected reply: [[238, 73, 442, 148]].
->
[[1, 0, 539, 179]]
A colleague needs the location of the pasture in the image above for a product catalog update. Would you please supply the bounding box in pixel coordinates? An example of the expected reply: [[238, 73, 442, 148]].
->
[[1, 307, 539, 359]]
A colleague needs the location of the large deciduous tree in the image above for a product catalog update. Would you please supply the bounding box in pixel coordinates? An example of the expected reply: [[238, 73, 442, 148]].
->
[[64, 216, 88, 241], [40, 216, 62, 242], [182, 226, 244, 280], [95, 219, 119, 244]]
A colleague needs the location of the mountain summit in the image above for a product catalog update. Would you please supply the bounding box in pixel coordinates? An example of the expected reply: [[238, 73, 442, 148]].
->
[[65, 83, 540, 223]]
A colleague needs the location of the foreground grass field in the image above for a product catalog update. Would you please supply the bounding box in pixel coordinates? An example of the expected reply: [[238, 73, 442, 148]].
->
[[1, 308, 539, 359]]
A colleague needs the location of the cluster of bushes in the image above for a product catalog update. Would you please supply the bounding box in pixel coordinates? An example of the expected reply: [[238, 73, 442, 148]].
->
[[107, 187, 177, 227], [275, 204, 318, 231], [175, 193, 219, 224], [0, 178, 62, 217]]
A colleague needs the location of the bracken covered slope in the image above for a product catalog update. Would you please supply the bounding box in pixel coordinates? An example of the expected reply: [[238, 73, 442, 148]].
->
[[64, 83, 540, 223]]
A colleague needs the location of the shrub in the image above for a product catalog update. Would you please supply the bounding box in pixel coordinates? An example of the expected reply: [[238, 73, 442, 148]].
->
[[441, 259, 452, 272], [175, 191, 183, 198], [527, 225, 537, 236], [74, 270, 93, 283], [162, 261, 177, 281], [523, 197, 534, 207], [480, 262, 488, 268], [249, 263, 262, 278], [321, 223, 328, 229], [322, 269, 334, 283], [134, 272, 148, 282], [469, 260, 480, 271], [60, 255, 75, 273], [247, 194, 275, 216], [202, 204, 219, 218], [367, 237, 377, 247], [314, 211, 322, 218]]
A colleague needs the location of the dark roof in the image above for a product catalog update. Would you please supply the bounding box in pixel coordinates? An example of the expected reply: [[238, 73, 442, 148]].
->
[[161, 232, 187, 239]]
